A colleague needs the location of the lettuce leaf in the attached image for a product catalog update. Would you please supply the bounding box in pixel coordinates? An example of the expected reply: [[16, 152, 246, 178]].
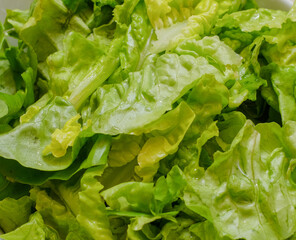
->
[[0, 196, 33, 233], [0, 212, 59, 240], [184, 120, 296, 239], [214, 8, 287, 33], [190, 221, 231, 240], [268, 64, 296, 123], [108, 134, 142, 167], [48, 31, 123, 110], [108, 0, 153, 83], [19, 0, 90, 62], [76, 167, 114, 240], [0, 97, 78, 171], [135, 102, 195, 182], [0, 37, 37, 123], [0, 173, 30, 200], [89, 36, 241, 135], [145, 0, 249, 53], [102, 165, 186, 216], [0, 133, 111, 185]]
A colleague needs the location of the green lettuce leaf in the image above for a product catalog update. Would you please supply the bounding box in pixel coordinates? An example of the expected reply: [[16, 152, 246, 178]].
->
[[261, 7, 296, 67], [0, 173, 30, 200], [214, 6, 296, 67], [86, 0, 121, 30], [228, 37, 267, 107], [90, 36, 241, 135], [0, 23, 5, 53], [0, 97, 78, 171], [184, 120, 296, 239], [102, 165, 186, 216], [19, 0, 90, 62], [0, 41, 37, 123], [126, 215, 163, 240], [0, 133, 111, 185], [126, 216, 200, 240], [135, 102, 195, 182], [30, 166, 113, 239], [190, 221, 231, 240], [4, 8, 31, 38], [108, 135, 143, 167], [102, 181, 154, 214], [145, 0, 248, 53], [265, 64, 296, 123], [47, 32, 107, 97], [49, 30, 124, 110], [182, 120, 219, 182], [76, 167, 114, 240], [62, 0, 89, 13], [47, 30, 123, 110], [151, 165, 186, 215], [214, 8, 287, 33], [216, 111, 246, 151], [185, 75, 229, 138], [156, 76, 231, 177], [44, 1, 151, 110], [98, 159, 138, 190], [30, 187, 92, 239], [43, 114, 81, 158], [108, 0, 153, 83], [0, 196, 33, 233], [160, 218, 198, 240], [1, 212, 59, 240]]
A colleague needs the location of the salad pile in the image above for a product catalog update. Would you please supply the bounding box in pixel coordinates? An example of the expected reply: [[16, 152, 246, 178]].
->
[[1, 0, 296, 239]]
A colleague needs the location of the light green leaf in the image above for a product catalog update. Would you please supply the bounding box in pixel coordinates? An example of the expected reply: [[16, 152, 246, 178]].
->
[[47, 31, 108, 97], [0, 59, 16, 95], [1, 212, 59, 240], [161, 218, 198, 240], [66, 34, 124, 110], [145, 0, 247, 53], [102, 166, 186, 217], [20, 93, 52, 124], [151, 166, 186, 215], [185, 75, 229, 138], [19, 0, 90, 62], [135, 102, 195, 182], [0, 196, 33, 233], [109, 1, 153, 83], [30, 187, 92, 239], [77, 167, 114, 240], [102, 182, 154, 214], [90, 36, 241, 135], [4, 10, 30, 40], [214, 8, 287, 33], [108, 135, 142, 167], [0, 43, 37, 122], [268, 64, 296, 123], [216, 111, 246, 151], [43, 114, 81, 158], [0, 133, 111, 185], [184, 120, 296, 239], [0, 97, 78, 171], [190, 221, 231, 240]]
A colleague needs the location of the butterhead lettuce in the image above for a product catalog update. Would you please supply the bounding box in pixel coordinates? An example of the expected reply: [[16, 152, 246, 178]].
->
[[1, 0, 296, 239]]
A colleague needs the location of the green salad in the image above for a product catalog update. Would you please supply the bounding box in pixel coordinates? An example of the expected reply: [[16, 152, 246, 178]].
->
[[1, 0, 296, 239]]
